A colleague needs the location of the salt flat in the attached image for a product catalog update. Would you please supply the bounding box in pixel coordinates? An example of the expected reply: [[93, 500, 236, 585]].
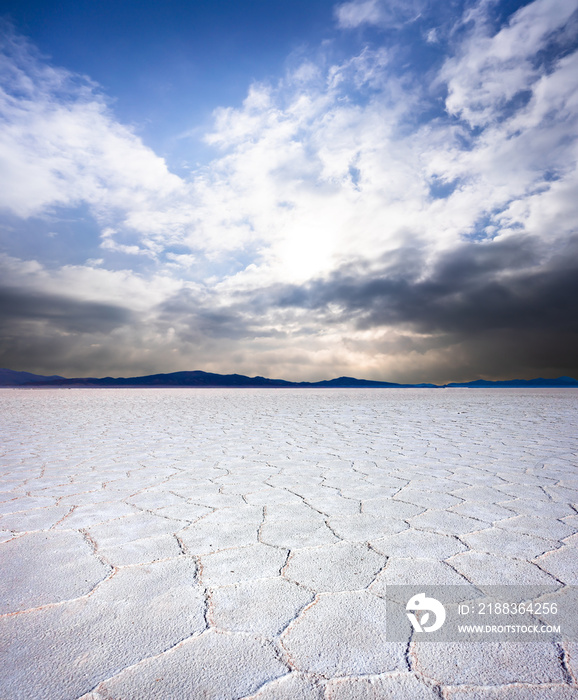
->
[[0, 388, 577, 699]]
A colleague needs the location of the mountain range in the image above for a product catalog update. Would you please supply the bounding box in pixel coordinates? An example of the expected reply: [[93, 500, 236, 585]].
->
[[1, 368, 577, 389]]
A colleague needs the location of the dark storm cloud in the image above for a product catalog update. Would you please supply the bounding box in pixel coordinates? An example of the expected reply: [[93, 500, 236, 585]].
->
[[157, 287, 288, 342], [266, 234, 578, 378], [159, 289, 246, 340], [0, 286, 138, 377], [150, 233, 578, 381], [275, 235, 577, 332], [2, 233, 576, 382], [0, 286, 133, 334]]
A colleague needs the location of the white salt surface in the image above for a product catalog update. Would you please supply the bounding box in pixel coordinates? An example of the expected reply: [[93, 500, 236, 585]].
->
[[0, 387, 577, 699]]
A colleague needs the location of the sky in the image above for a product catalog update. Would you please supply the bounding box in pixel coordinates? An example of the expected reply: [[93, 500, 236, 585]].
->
[[0, 0, 577, 383]]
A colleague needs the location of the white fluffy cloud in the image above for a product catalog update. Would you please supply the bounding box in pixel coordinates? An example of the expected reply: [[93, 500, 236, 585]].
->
[[335, 0, 427, 29], [3, 1, 576, 281], [0, 31, 187, 255], [194, 0, 578, 290], [442, 0, 578, 127]]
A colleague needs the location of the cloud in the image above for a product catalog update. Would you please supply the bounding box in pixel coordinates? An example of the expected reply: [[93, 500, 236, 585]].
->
[[0, 286, 132, 334], [212, 232, 577, 382], [441, 0, 578, 127], [0, 26, 187, 255], [335, 0, 428, 29], [1, 1, 578, 382], [282, 234, 578, 336]]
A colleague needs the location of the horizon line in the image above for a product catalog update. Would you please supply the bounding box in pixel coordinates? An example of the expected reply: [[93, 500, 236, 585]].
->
[[1, 367, 577, 388]]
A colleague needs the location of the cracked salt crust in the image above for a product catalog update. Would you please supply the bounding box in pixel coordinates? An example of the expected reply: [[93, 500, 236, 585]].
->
[[0, 529, 112, 613], [0, 387, 577, 699]]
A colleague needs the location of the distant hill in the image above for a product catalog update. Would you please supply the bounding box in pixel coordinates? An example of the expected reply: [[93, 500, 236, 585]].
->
[[0, 368, 66, 385], [0, 368, 576, 388], [0, 369, 290, 388], [303, 376, 437, 388], [0, 369, 431, 388], [445, 377, 578, 388]]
